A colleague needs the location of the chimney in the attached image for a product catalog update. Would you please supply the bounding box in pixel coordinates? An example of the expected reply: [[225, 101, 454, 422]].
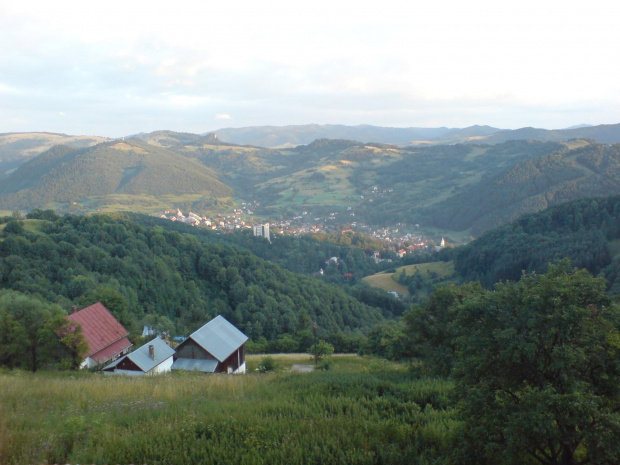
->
[[149, 344, 155, 359], [71, 305, 77, 314]]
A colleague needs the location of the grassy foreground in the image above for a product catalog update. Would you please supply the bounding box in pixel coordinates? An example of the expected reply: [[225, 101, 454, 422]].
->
[[0, 355, 458, 465]]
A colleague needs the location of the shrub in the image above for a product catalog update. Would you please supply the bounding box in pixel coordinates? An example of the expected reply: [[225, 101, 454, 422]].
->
[[257, 356, 277, 373]]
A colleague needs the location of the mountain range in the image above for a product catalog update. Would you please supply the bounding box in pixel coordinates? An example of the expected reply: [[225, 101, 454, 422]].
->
[[2, 123, 620, 238], [205, 123, 618, 147]]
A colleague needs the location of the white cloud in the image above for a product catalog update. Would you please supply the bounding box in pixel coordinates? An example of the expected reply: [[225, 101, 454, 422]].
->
[[215, 114, 232, 120], [0, 0, 619, 136]]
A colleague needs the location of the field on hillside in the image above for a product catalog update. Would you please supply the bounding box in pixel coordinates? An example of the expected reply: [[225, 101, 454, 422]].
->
[[0, 355, 458, 465], [363, 261, 457, 300], [362, 272, 410, 296]]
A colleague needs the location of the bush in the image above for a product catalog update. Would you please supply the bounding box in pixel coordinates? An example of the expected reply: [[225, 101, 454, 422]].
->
[[257, 356, 277, 373], [316, 359, 332, 371]]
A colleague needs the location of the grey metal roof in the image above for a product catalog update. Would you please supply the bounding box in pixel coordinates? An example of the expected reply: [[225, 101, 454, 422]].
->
[[188, 315, 248, 362], [104, 337, 175, 373], [172, 358, 218, 373]]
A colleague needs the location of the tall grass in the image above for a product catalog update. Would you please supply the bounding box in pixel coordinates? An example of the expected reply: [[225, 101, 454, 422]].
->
[[0, 356, 459, 464]]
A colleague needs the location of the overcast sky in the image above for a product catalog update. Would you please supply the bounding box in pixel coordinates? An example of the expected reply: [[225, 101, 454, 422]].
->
[[1, 1, 619, 137]]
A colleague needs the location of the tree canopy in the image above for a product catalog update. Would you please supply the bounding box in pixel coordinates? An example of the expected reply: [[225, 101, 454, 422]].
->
[[451, 261, 620, 465]]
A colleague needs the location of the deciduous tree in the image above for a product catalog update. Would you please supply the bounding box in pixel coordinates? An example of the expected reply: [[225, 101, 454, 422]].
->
[[453, 261, 620, 465]]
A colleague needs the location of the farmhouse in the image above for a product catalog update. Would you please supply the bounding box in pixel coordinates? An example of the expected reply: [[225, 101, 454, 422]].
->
[[102, 337, 175, 376], [173, 315, 248, 374], [67, 302, 132, 369]]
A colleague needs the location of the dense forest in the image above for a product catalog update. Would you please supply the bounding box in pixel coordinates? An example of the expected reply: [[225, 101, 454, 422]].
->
[[0, 212, 395, 345], [454, 194, 620, 291]]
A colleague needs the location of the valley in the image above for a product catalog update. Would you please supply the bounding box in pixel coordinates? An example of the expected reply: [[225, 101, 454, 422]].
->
[[2, 124, 620, 465], [3, 125, 620, 245]]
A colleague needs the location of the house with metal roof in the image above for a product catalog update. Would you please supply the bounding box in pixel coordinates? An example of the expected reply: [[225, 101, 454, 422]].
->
[[67, 302, 133, 369], [102, 337, 175, 376], [172, 315, 248, 374]]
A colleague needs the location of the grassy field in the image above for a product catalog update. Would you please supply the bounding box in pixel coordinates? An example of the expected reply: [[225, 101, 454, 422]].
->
[[363, 261, 457, 300], [362, 272, 410, 296], [0, 354, 458, 464]]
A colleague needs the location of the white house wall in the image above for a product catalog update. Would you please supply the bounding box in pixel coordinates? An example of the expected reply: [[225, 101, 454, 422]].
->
[[149, 356, 174, 375], [104, 369, 143, 376]]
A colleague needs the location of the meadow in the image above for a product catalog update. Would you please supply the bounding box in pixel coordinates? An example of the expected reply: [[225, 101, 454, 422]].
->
[[363, 261, 457, 300], [0, 354, 458, 465]]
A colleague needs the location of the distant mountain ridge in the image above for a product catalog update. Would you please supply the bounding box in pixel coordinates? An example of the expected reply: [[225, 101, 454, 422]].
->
[[206, 124, 502, 147], [480, 123, 620, 145], [206, 123, 620, 147]]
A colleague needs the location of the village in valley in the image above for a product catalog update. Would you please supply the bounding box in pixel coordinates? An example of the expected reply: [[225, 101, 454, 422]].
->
[[159, 200, 448, 259]]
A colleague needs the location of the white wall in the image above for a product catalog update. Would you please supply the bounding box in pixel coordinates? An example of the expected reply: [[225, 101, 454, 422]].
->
[[149, 356, 174, 375]]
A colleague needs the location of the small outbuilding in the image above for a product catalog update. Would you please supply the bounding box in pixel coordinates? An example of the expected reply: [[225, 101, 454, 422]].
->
[[67, 302, 133, 369], [103, 337, 175, 376], [172, 315, 248, 374]]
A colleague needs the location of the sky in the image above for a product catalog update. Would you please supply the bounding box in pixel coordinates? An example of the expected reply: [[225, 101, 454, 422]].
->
[[1, 0, 619, 138]]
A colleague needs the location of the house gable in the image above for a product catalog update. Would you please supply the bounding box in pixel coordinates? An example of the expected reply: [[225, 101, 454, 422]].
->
[[173, 315, 248, 374], [67, 302, 132, 367], [188, 315, 248, 361], [175, 338, 216, 361]]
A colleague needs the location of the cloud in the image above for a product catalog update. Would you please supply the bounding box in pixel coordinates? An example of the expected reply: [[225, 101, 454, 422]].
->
[[0, 0, 619, 137]]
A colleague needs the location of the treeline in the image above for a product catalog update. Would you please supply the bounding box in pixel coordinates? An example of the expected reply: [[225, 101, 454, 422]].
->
[[0, 212, 392, 342], [454, 194, 620, 289]]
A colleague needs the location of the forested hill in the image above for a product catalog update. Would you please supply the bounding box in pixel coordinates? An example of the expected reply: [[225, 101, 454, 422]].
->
[[0, 139, 232, 211], [0, 212, 392, 340], [454, 194, 620, 292], [426, 140, 620, 235]]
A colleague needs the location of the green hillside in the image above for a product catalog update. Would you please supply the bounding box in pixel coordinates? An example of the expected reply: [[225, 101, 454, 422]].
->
[[363, 261, 457, 301], [454, 194, 620, 291], [428, 140, 620, 234], [0, 140, 233, 213], [137, 134, 620, 237], [0, 212, 390, 340]]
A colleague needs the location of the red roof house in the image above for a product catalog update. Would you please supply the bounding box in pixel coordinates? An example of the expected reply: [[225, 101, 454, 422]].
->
[[67, 302, 132, 369]]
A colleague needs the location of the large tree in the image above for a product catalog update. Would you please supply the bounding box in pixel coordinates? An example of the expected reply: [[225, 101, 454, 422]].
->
[[452, 261, 620, 465]]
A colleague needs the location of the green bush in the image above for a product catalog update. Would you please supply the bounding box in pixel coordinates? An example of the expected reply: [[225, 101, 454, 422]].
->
[[257, 356, 277, 373]]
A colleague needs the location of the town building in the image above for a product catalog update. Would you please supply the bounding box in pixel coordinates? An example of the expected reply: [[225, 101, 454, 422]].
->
[[253, 223, 270, 242]]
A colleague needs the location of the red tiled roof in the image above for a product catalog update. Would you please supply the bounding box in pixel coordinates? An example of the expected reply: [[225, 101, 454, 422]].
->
[[91, 336, 132, 363], [67, 302, 130, 358]]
